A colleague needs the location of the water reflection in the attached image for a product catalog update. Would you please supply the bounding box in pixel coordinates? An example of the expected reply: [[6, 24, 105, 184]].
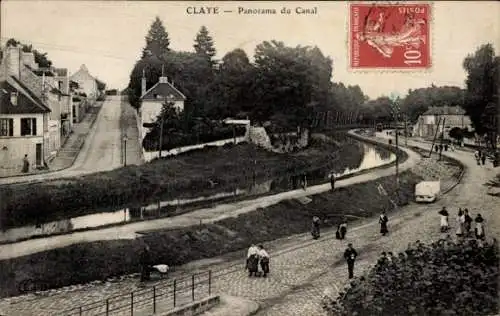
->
[[0, 143, 394, 243]]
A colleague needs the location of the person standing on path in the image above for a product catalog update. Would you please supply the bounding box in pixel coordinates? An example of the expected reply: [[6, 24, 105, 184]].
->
[[474, 150, 481, 165], [311, 216, 321, 239], [439, 207, 449, 232], [258, 245, 270, 277], [344, 243, 358, 279], [330, 172, 336, 191], [464, 209, 473, 236], [481, 151, 487, 165], [474, 214, 485, 241], [22, 154, 29, 173], [338, 219, 348, 240], [302, 174, 308, 190], [379, 211, 389, 236], [456, 209, 465, 238], [246, 244, 259, 271], [140, 245, 152, 282]]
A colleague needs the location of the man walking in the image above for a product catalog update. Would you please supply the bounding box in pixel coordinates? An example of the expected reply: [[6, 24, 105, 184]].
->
[[140, 245, 152, 282], [344, 243, 358, 279]]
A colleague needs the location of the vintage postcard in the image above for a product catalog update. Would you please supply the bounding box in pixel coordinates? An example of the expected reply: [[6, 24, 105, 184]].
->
[[0, 1, 498, 316]]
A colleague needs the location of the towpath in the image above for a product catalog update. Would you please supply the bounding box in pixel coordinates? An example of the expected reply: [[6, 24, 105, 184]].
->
[[2, 133, 496, 316]]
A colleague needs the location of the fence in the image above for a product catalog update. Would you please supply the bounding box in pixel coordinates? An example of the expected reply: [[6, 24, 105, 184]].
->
[[62, 270, 212, 316]]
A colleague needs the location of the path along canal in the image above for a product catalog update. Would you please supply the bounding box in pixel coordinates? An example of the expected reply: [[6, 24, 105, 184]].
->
[[0, 140, 394, 244]]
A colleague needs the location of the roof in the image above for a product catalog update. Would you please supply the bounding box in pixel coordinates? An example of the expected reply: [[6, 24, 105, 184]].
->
[[0, 76, 51, 114], [422, 106, 466, 116], [54, 68, 68, 77], [141, 77, 186, 101]]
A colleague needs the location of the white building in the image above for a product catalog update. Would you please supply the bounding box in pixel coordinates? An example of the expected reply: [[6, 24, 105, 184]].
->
[[70, 64, 98, 101], [138, 73, 186, 142]]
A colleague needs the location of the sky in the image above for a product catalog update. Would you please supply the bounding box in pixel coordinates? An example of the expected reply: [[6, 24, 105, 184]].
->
[[1, 1, 499, 99]]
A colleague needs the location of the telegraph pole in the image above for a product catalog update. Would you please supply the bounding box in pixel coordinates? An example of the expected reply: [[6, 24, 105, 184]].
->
[[390, 92, 400, 190]]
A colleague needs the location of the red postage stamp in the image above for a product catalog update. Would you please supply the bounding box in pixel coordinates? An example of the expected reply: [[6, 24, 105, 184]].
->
[[349, 2, 431, 69]]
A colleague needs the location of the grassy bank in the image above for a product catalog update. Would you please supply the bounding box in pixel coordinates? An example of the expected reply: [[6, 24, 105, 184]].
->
[[0, 170, 423, 298], [0, 134, 365, 230]]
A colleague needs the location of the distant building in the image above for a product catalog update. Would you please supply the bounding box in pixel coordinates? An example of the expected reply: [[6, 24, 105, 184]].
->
[[138, 72, 186, 142], [413, 106, 472, 138], [0, 76, 51, 173], [70, 64, 98, 101]]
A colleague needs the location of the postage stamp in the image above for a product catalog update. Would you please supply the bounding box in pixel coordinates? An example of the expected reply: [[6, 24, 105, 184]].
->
[[349, 2, 432, 69]]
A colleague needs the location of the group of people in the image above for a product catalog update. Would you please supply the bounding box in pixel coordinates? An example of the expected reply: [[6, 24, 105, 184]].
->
[[245, 244, 270, 277], [474, 150, 488, 166], [438, 207, 486, 240]]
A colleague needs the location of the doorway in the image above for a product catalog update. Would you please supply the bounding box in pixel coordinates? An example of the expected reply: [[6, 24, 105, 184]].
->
[[36, 143, 42, 166]]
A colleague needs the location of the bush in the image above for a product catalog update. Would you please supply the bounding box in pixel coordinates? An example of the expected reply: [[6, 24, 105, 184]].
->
[[324, 239, 499, 316]]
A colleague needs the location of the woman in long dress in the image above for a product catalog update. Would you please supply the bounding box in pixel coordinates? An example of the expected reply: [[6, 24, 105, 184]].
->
[[439, 207, 449, 232], [379, 211, 389, 236], [246, 244, 259, 277], [258, 245, 270, 277], [474, 214, 485, 240], [456, 209, 465, 237], [463, 209, 473, 236]]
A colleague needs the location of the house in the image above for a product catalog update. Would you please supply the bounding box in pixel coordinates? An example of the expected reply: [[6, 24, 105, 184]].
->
[[70, 64, 98, 101], [0, 76, 51, 174], [413, 106, 473, 139], [70, 80, 88, 123], [54, 67, 73, 136], [138, 72, 186, 142], [1, 45, 65, 156]]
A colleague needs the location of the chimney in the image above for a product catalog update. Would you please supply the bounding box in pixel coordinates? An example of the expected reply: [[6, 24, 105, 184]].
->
[[5, 46, 21, 79], [141, 69, 146, 97]]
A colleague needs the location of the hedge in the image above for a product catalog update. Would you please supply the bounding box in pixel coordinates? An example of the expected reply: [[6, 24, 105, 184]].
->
[[323, 239, 499, 316]]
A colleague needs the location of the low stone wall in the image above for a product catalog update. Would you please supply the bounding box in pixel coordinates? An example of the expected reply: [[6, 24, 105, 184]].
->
[[160, 295, 220, 316], [143, 137, 247, 163]]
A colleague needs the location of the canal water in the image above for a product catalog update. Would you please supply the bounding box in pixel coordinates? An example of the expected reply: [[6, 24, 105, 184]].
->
[[0, 143, 395, 244]]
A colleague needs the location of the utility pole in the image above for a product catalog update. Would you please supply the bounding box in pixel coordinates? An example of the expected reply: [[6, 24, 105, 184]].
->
[[404, 114, 408, 146], [158, 96, 166, 159], [390, 92, 400, 191]]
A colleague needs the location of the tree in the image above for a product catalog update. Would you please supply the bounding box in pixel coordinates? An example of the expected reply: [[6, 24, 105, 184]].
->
[[96, 79, 106, 92], [193, 26, 217, 65], [448, 127, 464, 144], [142, 17, 171, 59], [463, 44, 499, 149], [5, 38, 52, 68], [324, 239, 499, 316]]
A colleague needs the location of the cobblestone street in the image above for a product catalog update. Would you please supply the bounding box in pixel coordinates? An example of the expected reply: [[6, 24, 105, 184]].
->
[[0, 136, 497, 316]]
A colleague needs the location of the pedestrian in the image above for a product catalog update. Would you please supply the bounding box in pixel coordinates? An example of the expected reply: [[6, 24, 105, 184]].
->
[[434, 145, 439, 153], [439, 207, 449, 232], [258, 245, 270, 277], [379, 211, 389, 236], [481, 151, 487, 165], [140, 245, 152, 282], [22, 154, 29, 173], [302, 174, 307, 190], [344, 243, 358, 279], [444, 143, 449, 151], [330, 172, 335, 191], [464, 209, 473, 236], [474, 214, 485, 240], [246, 244, 260, 277], [456, 208, 465, 237], [474, 150, 481, 165], [311, 216, 321, 239], [339, 220, 348, 240]]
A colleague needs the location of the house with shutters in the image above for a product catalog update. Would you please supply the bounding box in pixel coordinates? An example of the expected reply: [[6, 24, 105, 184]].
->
[[138, 72, 186, 142], [0, 75, 51, 175]]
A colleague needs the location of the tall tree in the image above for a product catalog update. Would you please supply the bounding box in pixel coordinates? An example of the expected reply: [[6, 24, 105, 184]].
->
[[5, 38, 52, 68], [142, 17, 171, 59], [462, 43, 499, 149], [193, 26, 217, 65]]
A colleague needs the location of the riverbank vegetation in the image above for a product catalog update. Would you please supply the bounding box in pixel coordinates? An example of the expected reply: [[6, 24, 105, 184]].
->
[[0, 133, 364, 230], [324, 239, 499, 316], [0, 170, 421, 298]]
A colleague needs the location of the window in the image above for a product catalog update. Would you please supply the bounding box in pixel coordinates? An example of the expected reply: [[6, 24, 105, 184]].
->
[[0, 119, 13, 136], [20, 118, 37, 136], [10, 92, 18, 106]]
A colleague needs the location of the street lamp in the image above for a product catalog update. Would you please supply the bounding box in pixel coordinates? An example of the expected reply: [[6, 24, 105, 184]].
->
[[122, 134, 128, 166], [389, 92, 401, 189]]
